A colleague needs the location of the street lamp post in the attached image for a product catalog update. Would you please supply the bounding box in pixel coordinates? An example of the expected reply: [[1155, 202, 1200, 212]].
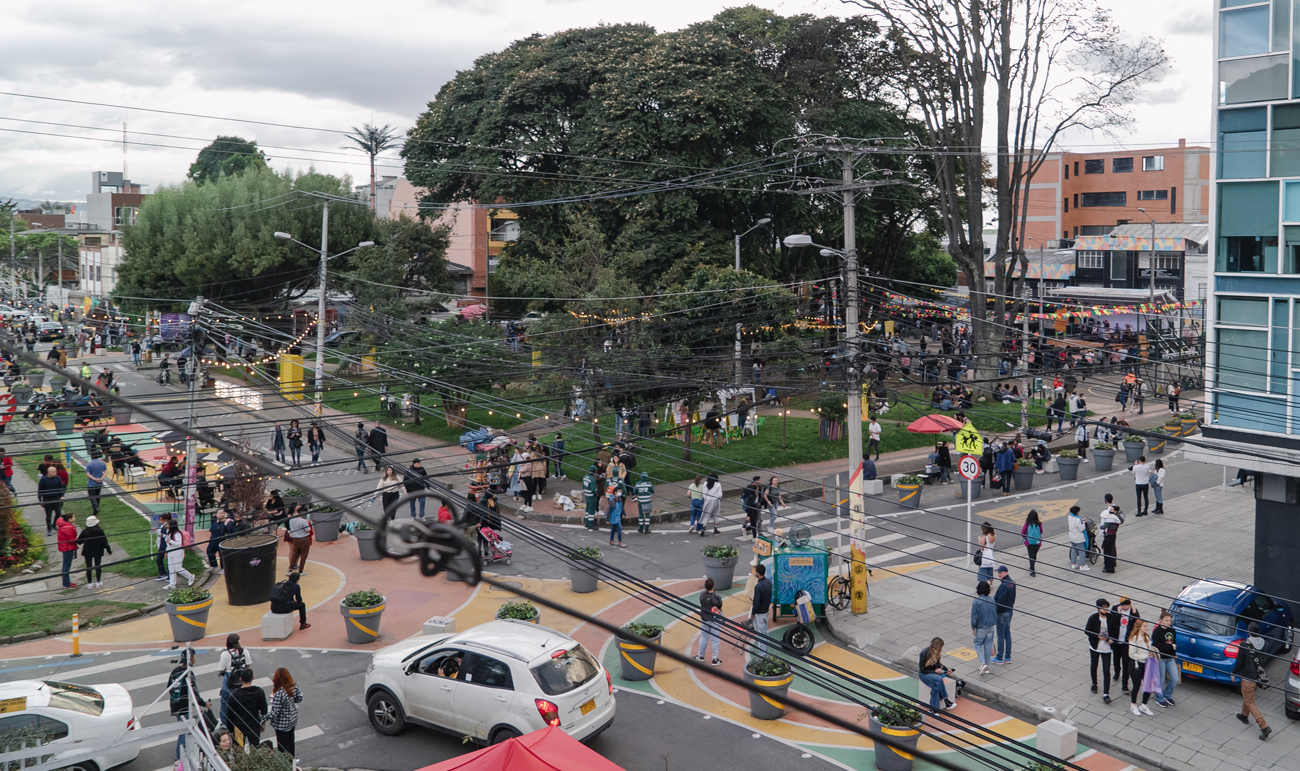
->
[[733, 218, 771, 384], [1137, 207, 1158, 385]]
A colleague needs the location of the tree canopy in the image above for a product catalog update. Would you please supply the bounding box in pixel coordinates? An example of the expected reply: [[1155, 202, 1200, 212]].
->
[[187, 136, 269, 184]]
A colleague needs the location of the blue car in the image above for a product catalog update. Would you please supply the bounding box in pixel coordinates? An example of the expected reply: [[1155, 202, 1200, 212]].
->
[[1168, 580, 1294, 684]]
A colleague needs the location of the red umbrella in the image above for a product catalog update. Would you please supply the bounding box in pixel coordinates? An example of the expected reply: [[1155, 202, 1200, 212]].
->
[[460, 304, 487, 319], [905, 414, 964, 433]]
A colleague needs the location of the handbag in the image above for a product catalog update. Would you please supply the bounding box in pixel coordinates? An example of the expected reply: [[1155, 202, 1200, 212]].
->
[[973, 551, 983, 567]]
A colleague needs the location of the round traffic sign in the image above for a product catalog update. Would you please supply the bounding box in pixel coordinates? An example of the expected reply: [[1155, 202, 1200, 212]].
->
[[958, 454, 980, 481], [0, 393, 16, 424]]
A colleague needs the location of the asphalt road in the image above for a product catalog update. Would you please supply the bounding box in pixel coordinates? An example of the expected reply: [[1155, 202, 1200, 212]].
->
[[0, 647, 841, 771]]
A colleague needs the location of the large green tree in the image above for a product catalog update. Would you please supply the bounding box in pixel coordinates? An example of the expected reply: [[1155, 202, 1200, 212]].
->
[[344, 213, 453, 337], [187, 136, 269, 184]]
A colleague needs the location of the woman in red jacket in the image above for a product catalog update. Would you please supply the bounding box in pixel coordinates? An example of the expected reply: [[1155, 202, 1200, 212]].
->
[[57, 512, 79, 589]]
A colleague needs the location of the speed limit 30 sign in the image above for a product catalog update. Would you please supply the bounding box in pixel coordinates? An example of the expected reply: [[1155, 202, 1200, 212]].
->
[[958, 454, 980, 481]]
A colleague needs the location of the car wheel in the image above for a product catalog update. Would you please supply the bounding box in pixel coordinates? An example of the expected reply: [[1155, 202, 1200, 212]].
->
[[58, 763, 98, 771], [490, 727, 521, 745], [367, 691, 407, 735]]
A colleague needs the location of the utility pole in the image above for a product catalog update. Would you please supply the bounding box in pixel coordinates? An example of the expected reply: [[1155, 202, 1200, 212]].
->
[[733, 218, 771, 385], [8, 214, 14, 302], [182, 296, 205, 541], [316, 200, 329, 413], [840, 150, 864, 548]]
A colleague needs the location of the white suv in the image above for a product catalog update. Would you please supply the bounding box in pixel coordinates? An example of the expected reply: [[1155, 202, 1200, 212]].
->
[[0, 680, 140, 771], [363, 619, 615, 745]]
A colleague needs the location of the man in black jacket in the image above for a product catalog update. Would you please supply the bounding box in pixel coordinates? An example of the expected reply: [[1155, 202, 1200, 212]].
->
[[1084, 598, 1119, 703], [750, 564, 772, 658], [169, 649, 209, 761], [742, 476, 762, 537], [1232, 622, 1271, 740], [269, 573, 310, 630], [227, 668, 268, 747], [367, 423, 388, 472], [1151, 611, 1178, 707]]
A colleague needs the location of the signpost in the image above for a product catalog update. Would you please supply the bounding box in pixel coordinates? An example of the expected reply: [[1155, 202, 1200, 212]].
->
[[958, 446, 982, 568]]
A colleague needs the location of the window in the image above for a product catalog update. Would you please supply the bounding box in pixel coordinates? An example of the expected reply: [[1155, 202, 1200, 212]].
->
[[461, 653, 513, 689], [1217, 181, 1279, 272], [1272, 104, 1300, 177], [1220, 54, 1288, 104], [0, 713, 70, 744], [1220, 4, 1271, 57], [1137, 190, 1169, 200], [1080, 192, 1127, 207], [44, 682, 105, 716], [1063, 197, 1069, 213], [1142, 156, 1165, 171], [1074, 161, 1079, 177], [1142, 253, 1181, 271], [1285, 225, 1300, 272], [1064, 163, 1070, 179], [1079, 225, 1111, 235], [84, 237, 101, 246], [1219, 107, 1267, 178], [1084, 159, 1104, 174], [531, 645, 600, 695], [1218, 296, 1269, 326], [1078, 250, 1105, 269], [1111, 251, 1128, 285], [415, 649, 464, 678], [112, 207, 138, 227], [489, 218, 520, 242], [1217, 327, 1269, 390], [1073, 193, 1079, 209], [1112, 157, 1134, 173]]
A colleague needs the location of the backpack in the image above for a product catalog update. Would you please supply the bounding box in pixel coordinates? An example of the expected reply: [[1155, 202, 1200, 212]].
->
[[271, 581, 294, 606], [224, 648, 247, 688], [180, 530, 193, 548], [1026, 524, 1041, 547]]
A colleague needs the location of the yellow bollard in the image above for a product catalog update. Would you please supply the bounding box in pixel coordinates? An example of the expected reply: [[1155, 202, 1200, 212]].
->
[[71, 613, 81, 657]]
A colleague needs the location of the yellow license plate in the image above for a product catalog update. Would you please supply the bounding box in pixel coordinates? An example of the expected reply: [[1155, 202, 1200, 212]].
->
[[1182, 662, 1203, 673], [579, 698, 596, 716]]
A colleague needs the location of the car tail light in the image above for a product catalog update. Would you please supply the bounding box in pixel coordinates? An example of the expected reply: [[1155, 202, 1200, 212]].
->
[[1224, 639, 1245, 659], [1291, 659, 1299, 676], [605, 668, 613, 695], [535, 699, 561, 727]]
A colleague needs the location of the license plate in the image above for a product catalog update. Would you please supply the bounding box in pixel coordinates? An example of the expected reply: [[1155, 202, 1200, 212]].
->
[[579, 698, 596, 716], [1182, 662, 1203, 673]]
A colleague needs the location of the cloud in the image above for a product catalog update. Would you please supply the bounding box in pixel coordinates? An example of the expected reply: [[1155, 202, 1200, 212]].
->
[[1167, 9, 1212, 36]]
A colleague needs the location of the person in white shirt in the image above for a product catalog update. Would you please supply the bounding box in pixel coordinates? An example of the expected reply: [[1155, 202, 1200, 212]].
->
[[1127, 618, 1156, 716], [867, 419, 882, 460], [1132, 457, 1152, 516], [1100, 494, 1123, 574], [1152, 459, 1166, 515], [1067, 393, 1080, 427], [1067, 506, 1089, 571], [1074, 423, 1089, 462]]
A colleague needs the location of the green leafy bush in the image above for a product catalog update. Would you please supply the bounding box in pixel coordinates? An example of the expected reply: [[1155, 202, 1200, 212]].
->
[[620, 621, 664, 639], [51, 411, 74, 417], [568, 546, 603, 561], [898, 474, 924, 485], [703, 544, 738, 559], [1092, 442, 1114, 451], [342, 588, 384, 608], [1015, 458, 1036, 468], [1148, 426, 1166, 435], [747, 654, 791, 677], [1178, 411, 1196, 419], [353, 521, 375, 531], [1056, 449, 1079, 459], [283, 488, 309, 497], [166, 586, 212, 605], [1019, 763, 1064, 771], [1123, 435, 1145, 444], [873, 698, 922, 727], [815, 392, 848, 424], [496, 601, 538, 620]]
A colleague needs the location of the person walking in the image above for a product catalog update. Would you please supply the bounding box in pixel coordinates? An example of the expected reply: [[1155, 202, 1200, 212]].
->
[[77, 514, 111, 588], [606, 477, 625, 548], [207, 509, 231, 572], [1113, 597, 1140, 694], [1116, 383, 1129, 412], [85, 454, 107, 515], [266, 668, 303, 756], [1152, 611, 1179, 707], [270, 573, 310, 630], [687, 475, 705, 532], [306, 422, 325, 466], [1067, 505, 1089, 571], [698, 474, 722, 536], [153, 513, 173, 582], [1152, 459, 1166, 515], [994, 443, 1016, 496], [1232, 622, 1272, 740], [694, 577, 724, 666], [1021, 509, 1043, 577], [976, 522, 996, 583], [0, 446, 13, 494], [270, 420, 287, 464], [366, 423, 388, 472], [38, 466, 65, 535], [867, 418, 882, 460], [741, 476, 762, 537], [56, 512, 79, 589], [405, 460, 429, 519], [918, 638, 955, 711], [765, 476, 784, 531], [991, 566, 1016, 664], [1085, 598, 1118, 703], [168, 648, 208, 763], [164, 520, 195, 589], [936, 441, 952, 484], [971, 580, 997, 676], [633, 471, 654, 534], [217, 634, 251, 728], [1100, 497, 1123, 574], [374, 467, 403, 521], [284, 505, 312, 574], [582, 465, 600, 531], [517, 449, 538, 513], [750, 563, 772, 659], [352, 423, 369, 472], [226, 669, 267, 748], [286, 420, 303, 466], [1126, 618, 1156, 716], [1132, 456, 1151, 516]]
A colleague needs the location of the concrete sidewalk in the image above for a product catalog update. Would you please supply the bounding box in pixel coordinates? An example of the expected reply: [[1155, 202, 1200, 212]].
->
[[825, 483, 1291, 771]]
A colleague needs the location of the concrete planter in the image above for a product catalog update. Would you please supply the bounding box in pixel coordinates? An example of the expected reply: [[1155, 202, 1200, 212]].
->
[[1146, 434, 1167, 454], [956, 478, 982, 500], [281, 493, 311, 511], [48, 375, 67, 391], [51, 414, 75, 434], [569, 562, 600, 593], [341, 598, 385, 644], [1013, 467, 1035, 491], [896, 482, 922, 509], [743, 663, 792, 720], [1180, 416, 1199, 437], [1163, 424, 1183, 444], [616, 631, 660, 681], [165, 596, 213, 643], [868, 714, 924, 771], [26, 372, 44, 388], [10, 386, 32, 403], [495, 606, 540, 624], [112, 405, 133, 426], [355, 529, 382, 561], [219, 534, 279, 606], [1092, 449, 1116, 472], [702, 552, 740, 590], [1122, 441, 1145, 463], [313, 509, 344, 543], [1057, 457, 1081, 481]]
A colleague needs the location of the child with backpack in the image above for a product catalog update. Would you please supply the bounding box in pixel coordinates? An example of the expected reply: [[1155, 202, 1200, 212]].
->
[[1021, 509, 1043, 577]]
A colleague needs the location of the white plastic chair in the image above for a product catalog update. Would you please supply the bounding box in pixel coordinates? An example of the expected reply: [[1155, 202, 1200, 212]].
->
[[743, 410, 758, 436]]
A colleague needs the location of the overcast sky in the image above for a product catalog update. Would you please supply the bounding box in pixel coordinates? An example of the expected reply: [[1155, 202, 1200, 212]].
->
[[0, 0, 1211, 204]]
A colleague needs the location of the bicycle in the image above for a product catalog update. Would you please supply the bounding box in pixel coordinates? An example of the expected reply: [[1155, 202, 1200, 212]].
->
[[828, 575, 851, 611]]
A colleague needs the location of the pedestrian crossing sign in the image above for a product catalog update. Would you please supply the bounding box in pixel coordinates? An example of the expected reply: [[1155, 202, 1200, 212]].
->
[[954, 422, 983, 456]]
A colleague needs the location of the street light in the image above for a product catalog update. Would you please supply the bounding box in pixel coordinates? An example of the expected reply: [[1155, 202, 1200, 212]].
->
[[733, 217, 772, 383]]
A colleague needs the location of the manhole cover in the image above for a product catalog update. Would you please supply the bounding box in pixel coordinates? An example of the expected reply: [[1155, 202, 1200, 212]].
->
[[491, 581, 523, 591]]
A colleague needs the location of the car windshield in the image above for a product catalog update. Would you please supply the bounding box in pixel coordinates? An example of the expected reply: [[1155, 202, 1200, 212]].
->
[[531, 645, 599, 696], [1172, 606, 1238, 638], [43, 682, 105, 716]]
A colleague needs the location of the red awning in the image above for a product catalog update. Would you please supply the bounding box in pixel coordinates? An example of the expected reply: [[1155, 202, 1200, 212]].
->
[[905, 414, 964, 433], [414, 726, 626, 771]]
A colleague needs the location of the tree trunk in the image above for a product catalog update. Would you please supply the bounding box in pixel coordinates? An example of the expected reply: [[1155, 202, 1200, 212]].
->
[[445, 400, 468, 430]]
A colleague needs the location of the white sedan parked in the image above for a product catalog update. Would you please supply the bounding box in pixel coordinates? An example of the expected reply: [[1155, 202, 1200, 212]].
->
[[0, 680, 139, 771]]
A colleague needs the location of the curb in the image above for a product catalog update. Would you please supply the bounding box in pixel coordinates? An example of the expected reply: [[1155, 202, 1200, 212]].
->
[[822, 610, 1196, 771]]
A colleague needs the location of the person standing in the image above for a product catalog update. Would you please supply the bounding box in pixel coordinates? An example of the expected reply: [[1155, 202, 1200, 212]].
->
[[284, 506, 312, 574], [633, 471, 654, 534], [270, 420, 286, 464], [352, 422, 369, 472], [227, 669, 268, 748], [286, 420, 303, 466], [1100, 498, 1123, 574], [168, 648, 208, 763], [1074, 423, 1089, 462], [1133, 378, 1145, 414], [507, 445, 523, 501], [867, 418, 882, 460], [153, 513, 173, 582], [742, 476, 763, 537], [1126, 618, 1156, 716], [976, 522, 996, 583], [266, 668, 303, 756], [56, 512, 79, 589], [1067, 505, 1089, 571], [531, 448, 548, 498], [970, 580, 997, 676], [1085, 598, 1118, 703], [1152, 611, 1179, 707], [85, 454, 107, 516], [550, 433, 566, 479], [994, 443, 1016, 496], [750, 563, 772, 659], [991, 566, 1016, 664], [130, 338, 142, 366], [694, 577, 724, 667], [270, 573, 310, 630], [0, 446, 13, 494], [936, 441, 952, 484], [77, 514, 111, 588], [306, 422, 325, 466], [1232, 622, 1272, 740], [699, 474, 722, 536], [164, 520, 195, 589], [687, 475, 705, 532], [218, 635, 250, 728], [1112, 598, 1139, 694], [374, 468, 403, 521], [1152, 459, 1166, 515], [518, 450, 537, 513], [1021, 509, 1043, 577], [207, 509, 230, 571], [582, 465, 599, 531], [367, 423, 388, 472], [918, 638, 955, 711], [1168, 382, 1181, 413], [606, 477, 624, 548], [405, 460, 429, 520], [39, 465, 65, 535], [1132, 456, 1151, 516]]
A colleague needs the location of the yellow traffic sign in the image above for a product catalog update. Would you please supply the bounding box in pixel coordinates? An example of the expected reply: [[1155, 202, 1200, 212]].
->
[[954, 422, 983, 456]]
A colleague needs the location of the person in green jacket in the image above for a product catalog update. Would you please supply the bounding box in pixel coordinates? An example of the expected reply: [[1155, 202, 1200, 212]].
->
[[634, 471, 654, 534], [582, 465, 599, 531]]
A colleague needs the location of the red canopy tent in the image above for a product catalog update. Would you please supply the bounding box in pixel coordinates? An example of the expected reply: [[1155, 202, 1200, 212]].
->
[[905, 414, 964, 433], [414, 726, 626, 771]]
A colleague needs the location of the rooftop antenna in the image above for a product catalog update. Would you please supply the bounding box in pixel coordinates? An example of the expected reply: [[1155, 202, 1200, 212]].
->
[[123, 121, 128, 180]]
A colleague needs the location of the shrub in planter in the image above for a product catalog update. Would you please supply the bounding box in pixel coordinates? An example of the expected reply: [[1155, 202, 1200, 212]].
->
[[702, 543, 740, 590], [744, 655, 793, 720], [1122, 435, 1145, 462], [165, 586, 213, 643], [51, 410, 76, 434], [869, 699, 925, 771], [496, 600, 539, 623], [25, 368, 44, 387], [312, 507, 344, 543], [353, 521, 381, 561], [1146, 427, 1167, 454], [896, 474, 923, 509], [1013, 458, 1036, 490], [1179, 410, 1199, 436], [281, 488, 311, 507], [341, 588, 385, 644], [568, 546, 602, 594], [1091, 442, 1116, 471], [616, 621, 664, 681], [1056, 449, 1081, 481]]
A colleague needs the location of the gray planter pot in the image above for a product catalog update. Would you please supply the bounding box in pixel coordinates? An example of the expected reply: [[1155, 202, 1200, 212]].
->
[[1057, 457, 1081, 481], [1146, 434, 1167, 454], [49, 376, 67, 391], [1092, 449, 1116, 472], [165, 596, 213, 643], [341, 598, 385, 644], [51, 414, 75, 434], [282, 493, 311, 511], [26, 372, 44, 388], [313, 510, 344, 543], [1180, 417, 1198, 437], [569, 562, 599, 594], [956, 478, 982, 500], [355, 529, 382, 561], [11, 386, 32, 403], [1122, 441, 1145, 463], [868, 714, 924, 771], [1013, 467, 1035, 491], [617, 631, 660, 681], [896, 483, 922, 509], [702, 552, 740, 591], [743, 664, 792, 720], [112, 405, 132, 426]]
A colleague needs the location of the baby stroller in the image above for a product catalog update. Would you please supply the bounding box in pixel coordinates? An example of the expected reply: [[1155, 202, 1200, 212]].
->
[[1082, 517, 1100, 566], [478, 525, 513, 566]]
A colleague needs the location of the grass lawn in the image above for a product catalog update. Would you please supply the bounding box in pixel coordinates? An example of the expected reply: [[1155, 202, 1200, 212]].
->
[[321, 386, 528, 445], [0, 600, 145, 637], [17, 454, 205, 578]]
